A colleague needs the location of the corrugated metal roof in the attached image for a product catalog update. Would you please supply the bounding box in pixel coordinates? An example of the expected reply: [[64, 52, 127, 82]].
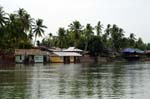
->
[[15, 49, 48, 55], [122, 48, 144, 53], [122, 48, 135, 53], [53, 52, 82, 56], [63, 47, 83, 52]]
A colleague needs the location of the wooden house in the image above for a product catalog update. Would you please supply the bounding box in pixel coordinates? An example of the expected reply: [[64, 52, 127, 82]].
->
[[50, 47, 83, 63], [50, 52, 82, 63], [15, 49, 49, 63]]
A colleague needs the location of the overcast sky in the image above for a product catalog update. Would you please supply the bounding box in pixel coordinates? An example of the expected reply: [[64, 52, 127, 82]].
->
[[0, 0, 150, 42]]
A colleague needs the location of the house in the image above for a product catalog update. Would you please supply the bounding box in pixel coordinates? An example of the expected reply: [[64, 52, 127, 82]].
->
[[50, 47, 83, 63], [122, 48, 144, 61], [15, 49, 49, 63], [50, 51, 82, 63]]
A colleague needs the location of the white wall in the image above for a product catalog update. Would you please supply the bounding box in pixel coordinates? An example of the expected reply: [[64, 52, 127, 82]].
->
[[15, 55, 25, 63], [34, 55, 43, 63]]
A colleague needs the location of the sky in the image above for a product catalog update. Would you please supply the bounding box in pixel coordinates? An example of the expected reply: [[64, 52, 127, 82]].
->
[[0, 0, 150, 42]]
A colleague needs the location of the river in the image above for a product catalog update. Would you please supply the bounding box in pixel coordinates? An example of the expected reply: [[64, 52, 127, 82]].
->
[[0, 62, 150, 99]]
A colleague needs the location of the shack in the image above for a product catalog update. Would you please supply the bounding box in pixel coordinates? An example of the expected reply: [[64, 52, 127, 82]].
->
[[122, 48, 144, 61], [49, 47, 83, 63], [15, 49, 49, 63], [50, 51, 82, 63]]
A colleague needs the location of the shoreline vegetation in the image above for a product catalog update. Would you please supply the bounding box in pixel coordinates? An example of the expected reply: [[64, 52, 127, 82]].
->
[[0, 6, 150, 64]]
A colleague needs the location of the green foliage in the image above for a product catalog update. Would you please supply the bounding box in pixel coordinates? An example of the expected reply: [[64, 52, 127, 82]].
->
[[83, 24, 94, 51], [42, 20, 150, 56], [0, 6, 47, 51], [88, 36, 104, 56], [135, 37, 146, 50], [95, 21, 103, 36], [146, 43, 150, 50], [68, 20, 83, 47], [57, 27, 67, 48], [109, 24, 125, 51], [1, 6, 149, 55]]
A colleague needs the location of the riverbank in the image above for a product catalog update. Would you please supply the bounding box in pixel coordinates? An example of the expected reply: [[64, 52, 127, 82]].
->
[[0, 52, 150, 65]]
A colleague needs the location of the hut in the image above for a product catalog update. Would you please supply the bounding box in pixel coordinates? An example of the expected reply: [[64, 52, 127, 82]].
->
[[15, 49, 49, 64], [122, 48, 144, 61], [50, 51, 82, 63], [49, 47, 83, 63]]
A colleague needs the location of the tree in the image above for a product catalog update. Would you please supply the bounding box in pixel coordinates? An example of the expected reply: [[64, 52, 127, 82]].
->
[[68, 20, 83, 47], [57, 27, 67, 48], [7, 9, 31, 48], [129, 33, 136, 40], [16, 8, 33, 39], [32, 19, 47, 46], [0, 6, 8, 47], [135, 37, 145, 50], [0, 6, 48, 51], [0, 6, 8, 27], [129, 33, 136, 47], [146, 43, 150, 50], [28, 30, 33, 41], [83, 23, 94, 51], [110, 24, 124, 51], [105, 24, 111, 36], [88, 36, 104, 57], [102, 24, 111, 48], [49, 33, 53, 39], [17, 8, 31, 31], [95, 21, 103, 36]]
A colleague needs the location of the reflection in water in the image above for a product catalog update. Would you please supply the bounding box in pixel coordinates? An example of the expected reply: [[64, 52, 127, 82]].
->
[[0, 65, 29, 99], [0, 62, 150, 99]]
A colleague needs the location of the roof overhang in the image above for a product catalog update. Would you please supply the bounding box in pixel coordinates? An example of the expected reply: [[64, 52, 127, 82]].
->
[[53, 52, 82, 56]]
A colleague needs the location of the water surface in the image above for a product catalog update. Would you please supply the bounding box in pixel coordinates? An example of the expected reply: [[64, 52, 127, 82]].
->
[[0, 62, 150, 99]]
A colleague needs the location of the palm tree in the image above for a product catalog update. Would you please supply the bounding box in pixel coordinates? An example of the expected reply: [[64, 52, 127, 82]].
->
[[48, 33, 53, 40], [101, 24, 111, 47], [135, 37, 145, 49], [5, 13, 22, 48], [0, 6, 8, 27], [5, 9, 33, 48], [110, 25, 124, 51], [84, 23, 94, 51], [105, 24, 111, 36], [0, 6, 8, 47], [95, 21, 103, 36], [32, 19, 47, 46], [17, 8, 33, 33], [129, 33, 136, 47], [68, 20, 83, 47], [129, 33, 135, 39], [57, 27, 66, 48], [8, 10, 32, 48]]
